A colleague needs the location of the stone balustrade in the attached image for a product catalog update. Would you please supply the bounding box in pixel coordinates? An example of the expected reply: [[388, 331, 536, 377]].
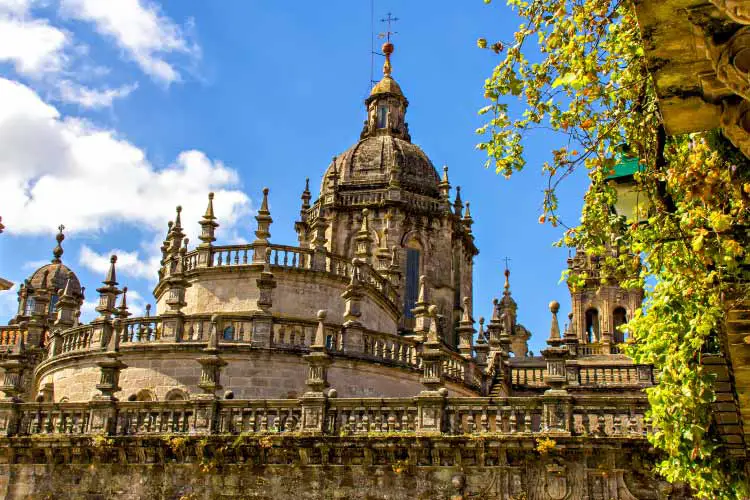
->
[[57, 324, 94, 354], [0, 326, 25, 352], [0, 395, 650, 439]]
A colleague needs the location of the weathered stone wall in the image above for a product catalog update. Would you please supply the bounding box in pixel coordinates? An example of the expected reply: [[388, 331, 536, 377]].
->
[[36, 349, 474, 402], [171, 269, 397, 333], [0, 436, 689, 500]]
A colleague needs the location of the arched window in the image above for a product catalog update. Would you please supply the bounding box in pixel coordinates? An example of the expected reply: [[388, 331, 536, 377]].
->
[[585, 308, 599, 343], [612, 307, 628, 344], [223, 325, 235, 341], [377, 105, 387, 128], [165, 389, 187, 401], [404, 248, 421, 318], [135, 389, 155, 402]]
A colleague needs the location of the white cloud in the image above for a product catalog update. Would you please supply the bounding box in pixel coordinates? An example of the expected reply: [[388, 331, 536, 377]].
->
[[58, 80, 137, 109], [79, 245, 158, 281], [0, 284, 19, 321], [60, 0, 198, 84], [0, 8, 68, 76], [0, 77, 251, 239]]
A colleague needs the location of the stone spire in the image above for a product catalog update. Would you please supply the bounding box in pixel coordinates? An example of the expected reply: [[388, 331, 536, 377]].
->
[[354, 209, 373, 263], [53, 272, 78, 330], [300, 177, 311, 213], [457, 297, 476, 359], [252, 188, 273, 264], [438, 165, 451, 200], [412, 275, 430, 334], [295, 179, 313, 247], [95, 256, 121, 321], [51, 224, 65, 263], [453, 186, 463, 217], [117, 286, 131, 319], [462, 202, 474, 234], [198, 192, 218, 247]]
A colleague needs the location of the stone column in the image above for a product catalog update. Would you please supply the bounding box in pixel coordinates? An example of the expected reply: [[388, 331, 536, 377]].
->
[[541, 301, 572, 435], [161, 239, 190, 342], [93, 317, 127, 402], [341, 260, 365, 354], [256, 249, 277, 313], [310, 217, 328, 272], [417, 305, 448, 434], [301, 310, 332, 434], [195, 315, 227, 400]]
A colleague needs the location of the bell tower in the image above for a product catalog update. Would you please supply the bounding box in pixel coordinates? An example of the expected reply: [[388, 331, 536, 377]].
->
[[567, 249, 643, 354]]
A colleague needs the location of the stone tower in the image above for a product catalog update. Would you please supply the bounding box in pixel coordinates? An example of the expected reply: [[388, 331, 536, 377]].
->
[[567, 249, 643, 354], [295, 41, 478, 344]]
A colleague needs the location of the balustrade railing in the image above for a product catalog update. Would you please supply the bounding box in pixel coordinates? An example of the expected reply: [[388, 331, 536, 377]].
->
[[0, 396, 649, 439], [362, 331, 419, 368], [269, 245, 312, 270], [0, 326, 25, 351], [120, 317, 162, 344], [211, 245, 252, 267], [510, 366, 547, 387], [58, 325, 94, 354], [326, 398, 418, 434]]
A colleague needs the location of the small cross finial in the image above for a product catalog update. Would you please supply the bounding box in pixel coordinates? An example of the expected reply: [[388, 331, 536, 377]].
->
[[379, 12, 399, 42], [503, 257, 512, 271]]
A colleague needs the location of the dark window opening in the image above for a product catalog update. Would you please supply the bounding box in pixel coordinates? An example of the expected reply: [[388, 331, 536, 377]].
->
[[613, 307, 627, 343], [404, 249, 420, 319], [223, 325, 235, 341], [377, 105, 387, 129]]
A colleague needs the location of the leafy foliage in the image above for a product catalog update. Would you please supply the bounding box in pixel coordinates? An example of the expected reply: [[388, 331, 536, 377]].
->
[[477, 0, 750, 497]]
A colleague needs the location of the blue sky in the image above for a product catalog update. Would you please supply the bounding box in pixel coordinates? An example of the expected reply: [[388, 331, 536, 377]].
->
[[0, 0, 588, 354]]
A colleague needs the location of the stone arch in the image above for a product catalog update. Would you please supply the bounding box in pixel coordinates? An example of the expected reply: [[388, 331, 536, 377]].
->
[[165, 388, 188, 401], [612, 306, 628, 343], [584, 307, 600, 343], [135, 388, 157, 402]]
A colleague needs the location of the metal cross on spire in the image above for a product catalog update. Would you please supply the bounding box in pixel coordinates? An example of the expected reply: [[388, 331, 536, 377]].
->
[[503, 257, 512, 271], [378, 12, 399, 42]]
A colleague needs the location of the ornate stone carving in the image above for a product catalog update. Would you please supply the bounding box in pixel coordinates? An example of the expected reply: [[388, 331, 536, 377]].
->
[[721, 97, 750, 157], [710, 0, 750, 24]]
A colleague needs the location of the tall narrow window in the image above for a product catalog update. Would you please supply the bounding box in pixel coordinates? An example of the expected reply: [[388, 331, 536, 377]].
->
[[24, 298, 35, 316], [585, 308, 599, 343], [48, 295, 59, 317], [404, 248, 420, 318], [377, 105, 388, 129], [612, 307, 627, 343]]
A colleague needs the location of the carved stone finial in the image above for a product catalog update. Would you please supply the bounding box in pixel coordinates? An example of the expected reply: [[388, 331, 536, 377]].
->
[[52, 224, 65, 263], [548, 300, 561, 341], [104, 255, 118, 286]]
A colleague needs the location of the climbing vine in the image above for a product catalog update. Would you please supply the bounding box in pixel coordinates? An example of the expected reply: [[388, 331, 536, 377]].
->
[[476, 0, 750, 498]]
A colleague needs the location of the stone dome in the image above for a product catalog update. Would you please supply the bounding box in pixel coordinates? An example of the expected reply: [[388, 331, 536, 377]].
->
[[28, 263, 82, 297], [324, 135, 440, 198]]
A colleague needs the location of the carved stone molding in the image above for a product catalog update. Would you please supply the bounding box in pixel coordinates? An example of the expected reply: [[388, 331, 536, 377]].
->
[[710, 0, 750, 25], [711, 26, 750, 101], [720, 98, 750, 157]]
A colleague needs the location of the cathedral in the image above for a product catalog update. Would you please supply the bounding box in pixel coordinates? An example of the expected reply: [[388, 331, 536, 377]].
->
[[0, 42, 683, 499]]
